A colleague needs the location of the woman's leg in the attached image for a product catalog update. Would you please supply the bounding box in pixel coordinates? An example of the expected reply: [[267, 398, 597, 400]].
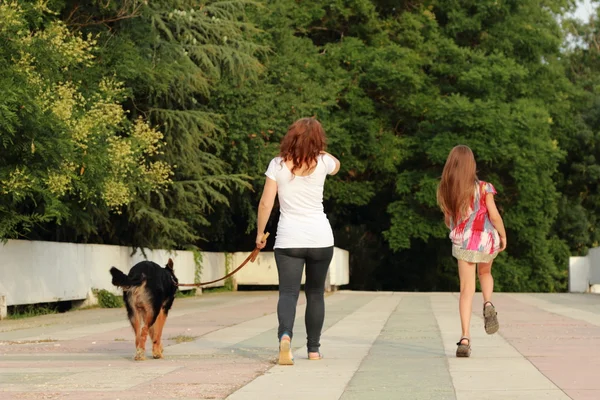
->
[[304, 246, 334, 356], [275, 248, 306, 342], [458, 259, 476, 342]]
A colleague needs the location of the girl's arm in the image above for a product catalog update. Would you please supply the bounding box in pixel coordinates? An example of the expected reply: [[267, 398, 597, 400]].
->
[[256, 177, 277, 248], [486, 193, 507, 251]]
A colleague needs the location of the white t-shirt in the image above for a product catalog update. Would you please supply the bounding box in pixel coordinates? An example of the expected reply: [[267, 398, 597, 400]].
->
[[265, 154, 337, 249]]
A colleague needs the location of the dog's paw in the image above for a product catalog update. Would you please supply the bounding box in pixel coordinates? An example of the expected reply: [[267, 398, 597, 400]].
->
[[152, 343, 163, 359], [134, 348, 146, 361]]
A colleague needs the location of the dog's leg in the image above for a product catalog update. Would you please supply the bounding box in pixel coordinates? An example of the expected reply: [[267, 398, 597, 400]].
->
[[133, 313, 146, 361], [149, 325, 157, 355], [129, 305, 145, 360], [138, 304, 154, 360], [126, 290, 146, 361], [125, 291, 142, 360], [151, 309, 167, 359], [139, 324, 149, 360], [131, 283, 153, 361]]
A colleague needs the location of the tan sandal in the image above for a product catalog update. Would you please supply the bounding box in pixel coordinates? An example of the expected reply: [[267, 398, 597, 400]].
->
[[456, 337, 471, 358], [278, 336, 294, 365], [483, 301, 499, 334], [308, 351, 322, 360]]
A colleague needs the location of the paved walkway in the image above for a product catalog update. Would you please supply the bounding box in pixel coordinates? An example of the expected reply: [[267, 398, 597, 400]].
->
[[1, 291, 599, 399]]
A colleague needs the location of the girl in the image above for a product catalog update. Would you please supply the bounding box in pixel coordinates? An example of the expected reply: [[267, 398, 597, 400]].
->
[[436, 145, 507, 358], [256, 117, 340, 365]]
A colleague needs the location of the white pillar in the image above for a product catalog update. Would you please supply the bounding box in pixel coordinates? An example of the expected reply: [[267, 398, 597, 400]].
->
[[0, 295, 7, 320]]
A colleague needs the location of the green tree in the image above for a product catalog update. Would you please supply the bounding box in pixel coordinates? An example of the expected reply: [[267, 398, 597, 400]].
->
[[1, 0, 585, 293], [554, 6, 600, 256], [28, 0, 266, 248], [207, 0, 576, 292], [0, 0, 172, 240]]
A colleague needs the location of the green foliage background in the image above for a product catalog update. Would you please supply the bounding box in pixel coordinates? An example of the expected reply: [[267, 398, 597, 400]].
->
[[3, 0, 600, 292]]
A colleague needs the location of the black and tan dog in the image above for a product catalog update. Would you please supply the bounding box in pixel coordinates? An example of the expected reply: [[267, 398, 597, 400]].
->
[[110, 259, 178, 360]]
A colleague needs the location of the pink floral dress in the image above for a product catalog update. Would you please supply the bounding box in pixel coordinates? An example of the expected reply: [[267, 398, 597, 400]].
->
[[449, 181, 501, 263]]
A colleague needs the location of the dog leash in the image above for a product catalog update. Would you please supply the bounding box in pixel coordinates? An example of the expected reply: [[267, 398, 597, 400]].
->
[[177, 232, 270, 288]]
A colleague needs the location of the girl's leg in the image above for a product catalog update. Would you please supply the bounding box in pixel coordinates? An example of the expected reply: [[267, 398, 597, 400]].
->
[[458, 259, 477, 342], [477, 261, 494, 304], [478, 260, 499, 334], [304, 246, 333, 358]]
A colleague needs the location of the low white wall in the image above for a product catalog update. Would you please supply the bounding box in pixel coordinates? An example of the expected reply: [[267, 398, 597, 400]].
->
[[232, 251, 287, 286], [569, 256, 590, 293], [0, 240, 89, 306], [197, 252, 227, 288], [569, 247, 600, 293], [0, 240, 350, 307], [232, 247, 350, 287], [86, 243, 133, 296], [0, 240, 212, 306], [330, 248, 350, 287]]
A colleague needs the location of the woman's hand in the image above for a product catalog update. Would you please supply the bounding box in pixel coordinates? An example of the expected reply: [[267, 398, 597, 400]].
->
[[256, 233, 267, 249], [499, 235, 507, 252]]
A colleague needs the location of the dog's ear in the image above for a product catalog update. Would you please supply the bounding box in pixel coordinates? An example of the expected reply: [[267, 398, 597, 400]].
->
[[167, 258, 174, 270]]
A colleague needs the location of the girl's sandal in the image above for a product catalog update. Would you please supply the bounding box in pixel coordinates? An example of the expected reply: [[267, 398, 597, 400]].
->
[[456, 337, 471, 358], [483, 301, 499, 334], [278, 336, 294, 365], [308, 351, 323, 360]]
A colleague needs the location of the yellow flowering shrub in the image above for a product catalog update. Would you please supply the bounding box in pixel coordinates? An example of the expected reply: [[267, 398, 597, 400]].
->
[[1, 0, 173, 212], [46, 162, 76, 197], [1, 168, 35, 199]]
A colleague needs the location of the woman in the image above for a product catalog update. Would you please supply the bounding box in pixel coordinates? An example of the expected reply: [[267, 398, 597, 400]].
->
[[256, 117, 340, 365]]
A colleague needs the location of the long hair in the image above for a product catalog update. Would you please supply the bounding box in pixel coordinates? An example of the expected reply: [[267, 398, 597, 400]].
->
[[437, 145, 478, 227], [279, 117, 326, 175]]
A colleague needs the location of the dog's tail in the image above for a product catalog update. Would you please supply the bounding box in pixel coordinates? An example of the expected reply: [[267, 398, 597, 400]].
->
[[110, 267, 132, 288]]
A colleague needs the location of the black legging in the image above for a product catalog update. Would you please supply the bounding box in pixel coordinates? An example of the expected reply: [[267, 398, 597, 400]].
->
[[274, 246, 334, 353]]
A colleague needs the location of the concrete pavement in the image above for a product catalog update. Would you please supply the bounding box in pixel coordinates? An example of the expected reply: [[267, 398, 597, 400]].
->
[[0, 291, 598, 399]]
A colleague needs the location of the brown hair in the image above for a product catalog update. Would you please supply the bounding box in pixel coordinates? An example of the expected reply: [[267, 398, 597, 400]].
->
[[279, 117, 326, 175], [436, 145, 478, 227]]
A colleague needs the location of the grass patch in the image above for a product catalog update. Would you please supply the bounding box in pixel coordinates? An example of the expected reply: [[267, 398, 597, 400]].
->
[[8, 303, 60, 320], [76, 304, 101, 311], [96, 289, 124, 308], [202, 286, 233, 294], [114, 338, 126, 341], [175, 289, 197, 298], [169, 335, 196, 344]]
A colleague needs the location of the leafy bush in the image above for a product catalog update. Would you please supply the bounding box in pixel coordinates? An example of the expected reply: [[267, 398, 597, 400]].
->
[[96, 290, 124, 308]]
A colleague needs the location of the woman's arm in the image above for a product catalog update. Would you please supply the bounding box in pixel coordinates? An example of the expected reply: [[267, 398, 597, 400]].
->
[[485, 193, 507, 251], [320, 151, 341, 175], [256, 177, 278, 248]]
